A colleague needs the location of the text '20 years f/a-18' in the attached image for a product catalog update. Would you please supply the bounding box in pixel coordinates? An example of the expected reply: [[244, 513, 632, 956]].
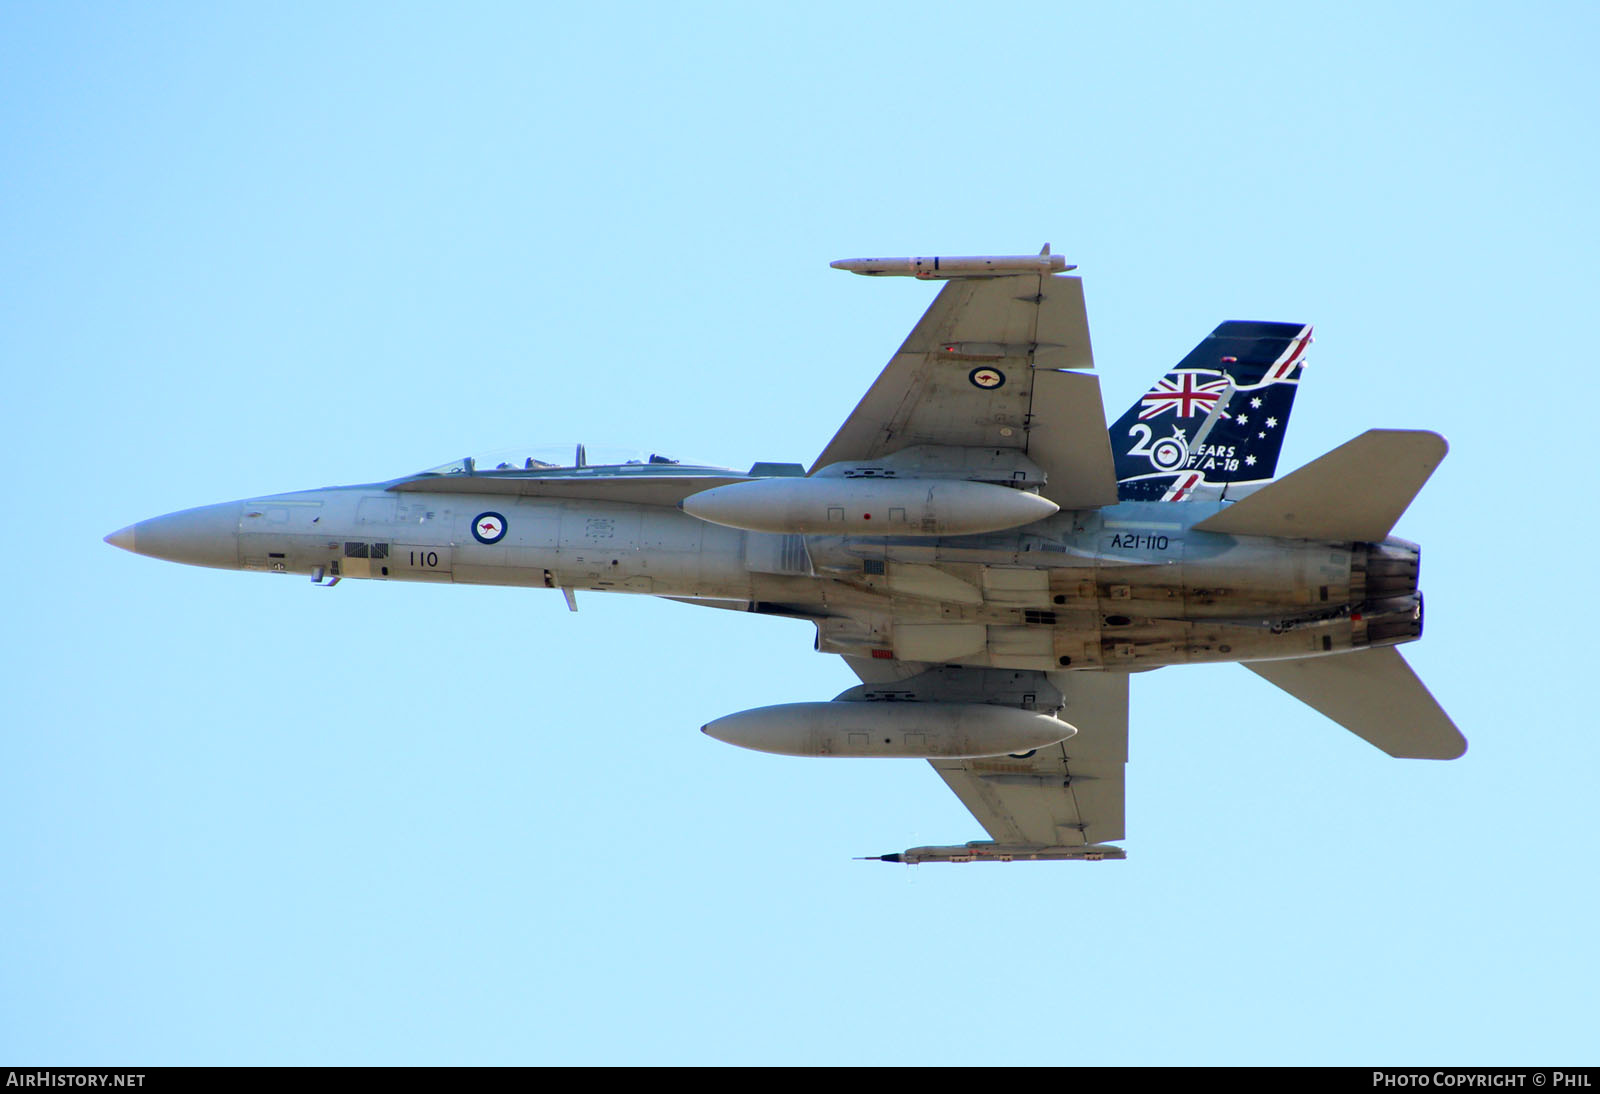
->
[[107, 249, 1464, 863]]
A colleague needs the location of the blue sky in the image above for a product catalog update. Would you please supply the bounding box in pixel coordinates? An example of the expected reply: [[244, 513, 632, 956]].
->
[[3, 2, 1596, 1065]]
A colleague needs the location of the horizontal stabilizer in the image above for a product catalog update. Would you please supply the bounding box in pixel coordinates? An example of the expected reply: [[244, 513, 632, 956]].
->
[[1192, 429, 1447, 542], [1244, 647, 1466, 759]]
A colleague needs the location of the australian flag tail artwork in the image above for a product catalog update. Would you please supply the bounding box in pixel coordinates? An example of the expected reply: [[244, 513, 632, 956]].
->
[[1108, 320, 1312, 502]]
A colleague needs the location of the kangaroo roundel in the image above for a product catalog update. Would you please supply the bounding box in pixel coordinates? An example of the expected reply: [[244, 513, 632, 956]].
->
[[1150, 435, 1188, 471], [968, 366, 1005, 390], [472, 511, 508, 544]]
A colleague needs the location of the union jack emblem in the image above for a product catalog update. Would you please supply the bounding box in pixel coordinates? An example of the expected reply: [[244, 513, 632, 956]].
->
[[1139, 371, 1231, 420]]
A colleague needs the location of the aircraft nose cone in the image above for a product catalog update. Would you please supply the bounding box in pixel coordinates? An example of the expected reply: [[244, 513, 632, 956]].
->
[[107, 502, 243, 569]]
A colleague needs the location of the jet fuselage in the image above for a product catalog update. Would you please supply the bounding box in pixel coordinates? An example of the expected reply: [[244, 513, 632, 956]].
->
[[109, 484, 1423, 673]]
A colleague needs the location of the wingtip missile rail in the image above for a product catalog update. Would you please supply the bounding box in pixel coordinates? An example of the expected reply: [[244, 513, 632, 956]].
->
[[864, 843, 1128, 864], [830, 252, 1075, 279]]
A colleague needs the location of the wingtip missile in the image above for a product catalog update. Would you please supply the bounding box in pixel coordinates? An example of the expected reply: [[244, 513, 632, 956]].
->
[[866, 843, 1127, 864], [829, 253, 1075, 279]]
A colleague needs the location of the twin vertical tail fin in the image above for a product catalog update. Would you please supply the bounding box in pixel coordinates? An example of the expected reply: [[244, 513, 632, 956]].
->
[[1109, 321, 1312, 501]]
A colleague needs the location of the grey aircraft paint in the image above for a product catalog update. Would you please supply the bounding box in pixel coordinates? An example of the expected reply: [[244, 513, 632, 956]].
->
[[106, 254, 1463, 863]]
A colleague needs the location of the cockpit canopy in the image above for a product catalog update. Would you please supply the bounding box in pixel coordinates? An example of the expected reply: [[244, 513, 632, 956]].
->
[[415, 444, 737, 478]]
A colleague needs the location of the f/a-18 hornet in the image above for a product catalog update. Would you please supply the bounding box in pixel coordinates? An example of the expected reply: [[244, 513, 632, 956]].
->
[[107, 248, 1464, 863]]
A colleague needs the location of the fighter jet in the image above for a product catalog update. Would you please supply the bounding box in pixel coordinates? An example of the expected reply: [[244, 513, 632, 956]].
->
[[106, 249, 1463, 863]]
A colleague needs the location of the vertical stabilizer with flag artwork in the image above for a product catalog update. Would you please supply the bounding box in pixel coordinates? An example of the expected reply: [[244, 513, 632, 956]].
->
[[1108, 321, 1312, 501]]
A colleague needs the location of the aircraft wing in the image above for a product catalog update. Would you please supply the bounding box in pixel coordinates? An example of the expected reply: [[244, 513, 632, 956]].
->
[[930, 669, 1129, 849], [845, 657, 1129, 861], [813, 274, 1120, 510]]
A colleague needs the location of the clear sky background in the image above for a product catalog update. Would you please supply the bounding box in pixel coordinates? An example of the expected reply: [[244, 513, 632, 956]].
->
[[3, 2, 1596, 1066]]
